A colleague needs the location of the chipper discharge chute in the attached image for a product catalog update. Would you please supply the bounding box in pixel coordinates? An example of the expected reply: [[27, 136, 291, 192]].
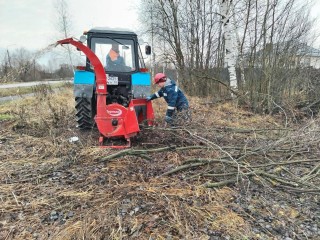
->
[[57, 28, 154, 148]]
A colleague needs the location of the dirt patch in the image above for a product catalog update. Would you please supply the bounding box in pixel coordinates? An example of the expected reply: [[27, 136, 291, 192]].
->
[[0, 89, 319, 239]]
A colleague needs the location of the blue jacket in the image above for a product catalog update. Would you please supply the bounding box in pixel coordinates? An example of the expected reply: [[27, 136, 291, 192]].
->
[[106, 55, 125, 66], [149, 78, 189, 117]]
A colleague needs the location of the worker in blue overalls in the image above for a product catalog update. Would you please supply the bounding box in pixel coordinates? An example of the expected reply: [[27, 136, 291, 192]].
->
[[146, 73, 190, 126]]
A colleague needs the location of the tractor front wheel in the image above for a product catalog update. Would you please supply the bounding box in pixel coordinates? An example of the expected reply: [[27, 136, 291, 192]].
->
[[75, 97, 96, 129]]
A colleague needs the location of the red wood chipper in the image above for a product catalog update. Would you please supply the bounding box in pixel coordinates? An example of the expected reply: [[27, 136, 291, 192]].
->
[[57, 28, 155, 148]]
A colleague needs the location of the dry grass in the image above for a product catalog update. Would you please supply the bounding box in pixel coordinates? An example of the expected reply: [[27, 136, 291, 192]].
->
[[0, 87, 319, 239], [0, 82, 72, 98]]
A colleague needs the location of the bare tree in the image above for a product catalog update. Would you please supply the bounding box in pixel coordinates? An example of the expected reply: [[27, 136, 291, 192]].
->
[[0, 49, 13, 82], [54, 0, 74, 72], [233, 0, 317, 112], [139, 0, 222, 96], [221, 0, 238, 92], [139, 0, 319, 111]]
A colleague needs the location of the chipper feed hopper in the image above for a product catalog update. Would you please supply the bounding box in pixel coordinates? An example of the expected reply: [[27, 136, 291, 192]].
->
[[57, 27, 154, 148]]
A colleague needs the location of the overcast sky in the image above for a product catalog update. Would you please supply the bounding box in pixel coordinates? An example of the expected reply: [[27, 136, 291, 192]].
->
[[0, 0, 140, 50], [0, 0, 319, 52]]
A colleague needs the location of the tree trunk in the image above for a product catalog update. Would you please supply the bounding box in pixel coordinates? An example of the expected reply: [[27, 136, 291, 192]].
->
[[221, 0, 238, 93]]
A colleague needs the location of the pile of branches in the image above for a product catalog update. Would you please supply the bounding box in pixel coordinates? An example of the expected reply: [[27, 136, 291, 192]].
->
[[100, 120, 320, 195]]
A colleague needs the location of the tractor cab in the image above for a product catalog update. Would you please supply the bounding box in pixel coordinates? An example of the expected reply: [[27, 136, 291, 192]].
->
[[87, 29, 138, 73], [83, 28, 151, 107]]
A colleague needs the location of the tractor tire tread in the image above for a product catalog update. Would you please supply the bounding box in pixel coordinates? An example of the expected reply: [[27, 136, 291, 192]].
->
[[75, 97, 95, 130]]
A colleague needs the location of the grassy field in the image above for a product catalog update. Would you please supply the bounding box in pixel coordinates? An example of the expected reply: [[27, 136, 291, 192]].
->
[[0, 87, 319, 239], [0, 82, 72, 98]]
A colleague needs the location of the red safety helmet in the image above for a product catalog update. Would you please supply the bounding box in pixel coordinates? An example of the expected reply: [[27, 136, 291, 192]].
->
[[154, 73, 166, 84]]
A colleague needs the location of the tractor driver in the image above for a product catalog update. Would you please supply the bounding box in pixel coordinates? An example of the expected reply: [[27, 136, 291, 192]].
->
[[106, 43, 126, 71], [146, 73, 190, 126]]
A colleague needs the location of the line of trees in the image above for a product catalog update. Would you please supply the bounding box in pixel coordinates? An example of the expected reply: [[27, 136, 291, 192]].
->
[[139, 0, 320, 113], [0, 0, 76, 83], [0, 48, 73, 83]]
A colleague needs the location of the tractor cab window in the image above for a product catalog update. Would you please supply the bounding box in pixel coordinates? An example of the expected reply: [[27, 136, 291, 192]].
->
[[91, 37, 135, 72]]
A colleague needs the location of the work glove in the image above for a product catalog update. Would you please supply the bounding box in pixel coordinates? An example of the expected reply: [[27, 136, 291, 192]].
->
[[146, 96, 152, 101]]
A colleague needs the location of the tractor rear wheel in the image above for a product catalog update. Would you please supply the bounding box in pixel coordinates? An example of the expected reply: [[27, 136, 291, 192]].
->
[[75, 97, 96, 129]]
